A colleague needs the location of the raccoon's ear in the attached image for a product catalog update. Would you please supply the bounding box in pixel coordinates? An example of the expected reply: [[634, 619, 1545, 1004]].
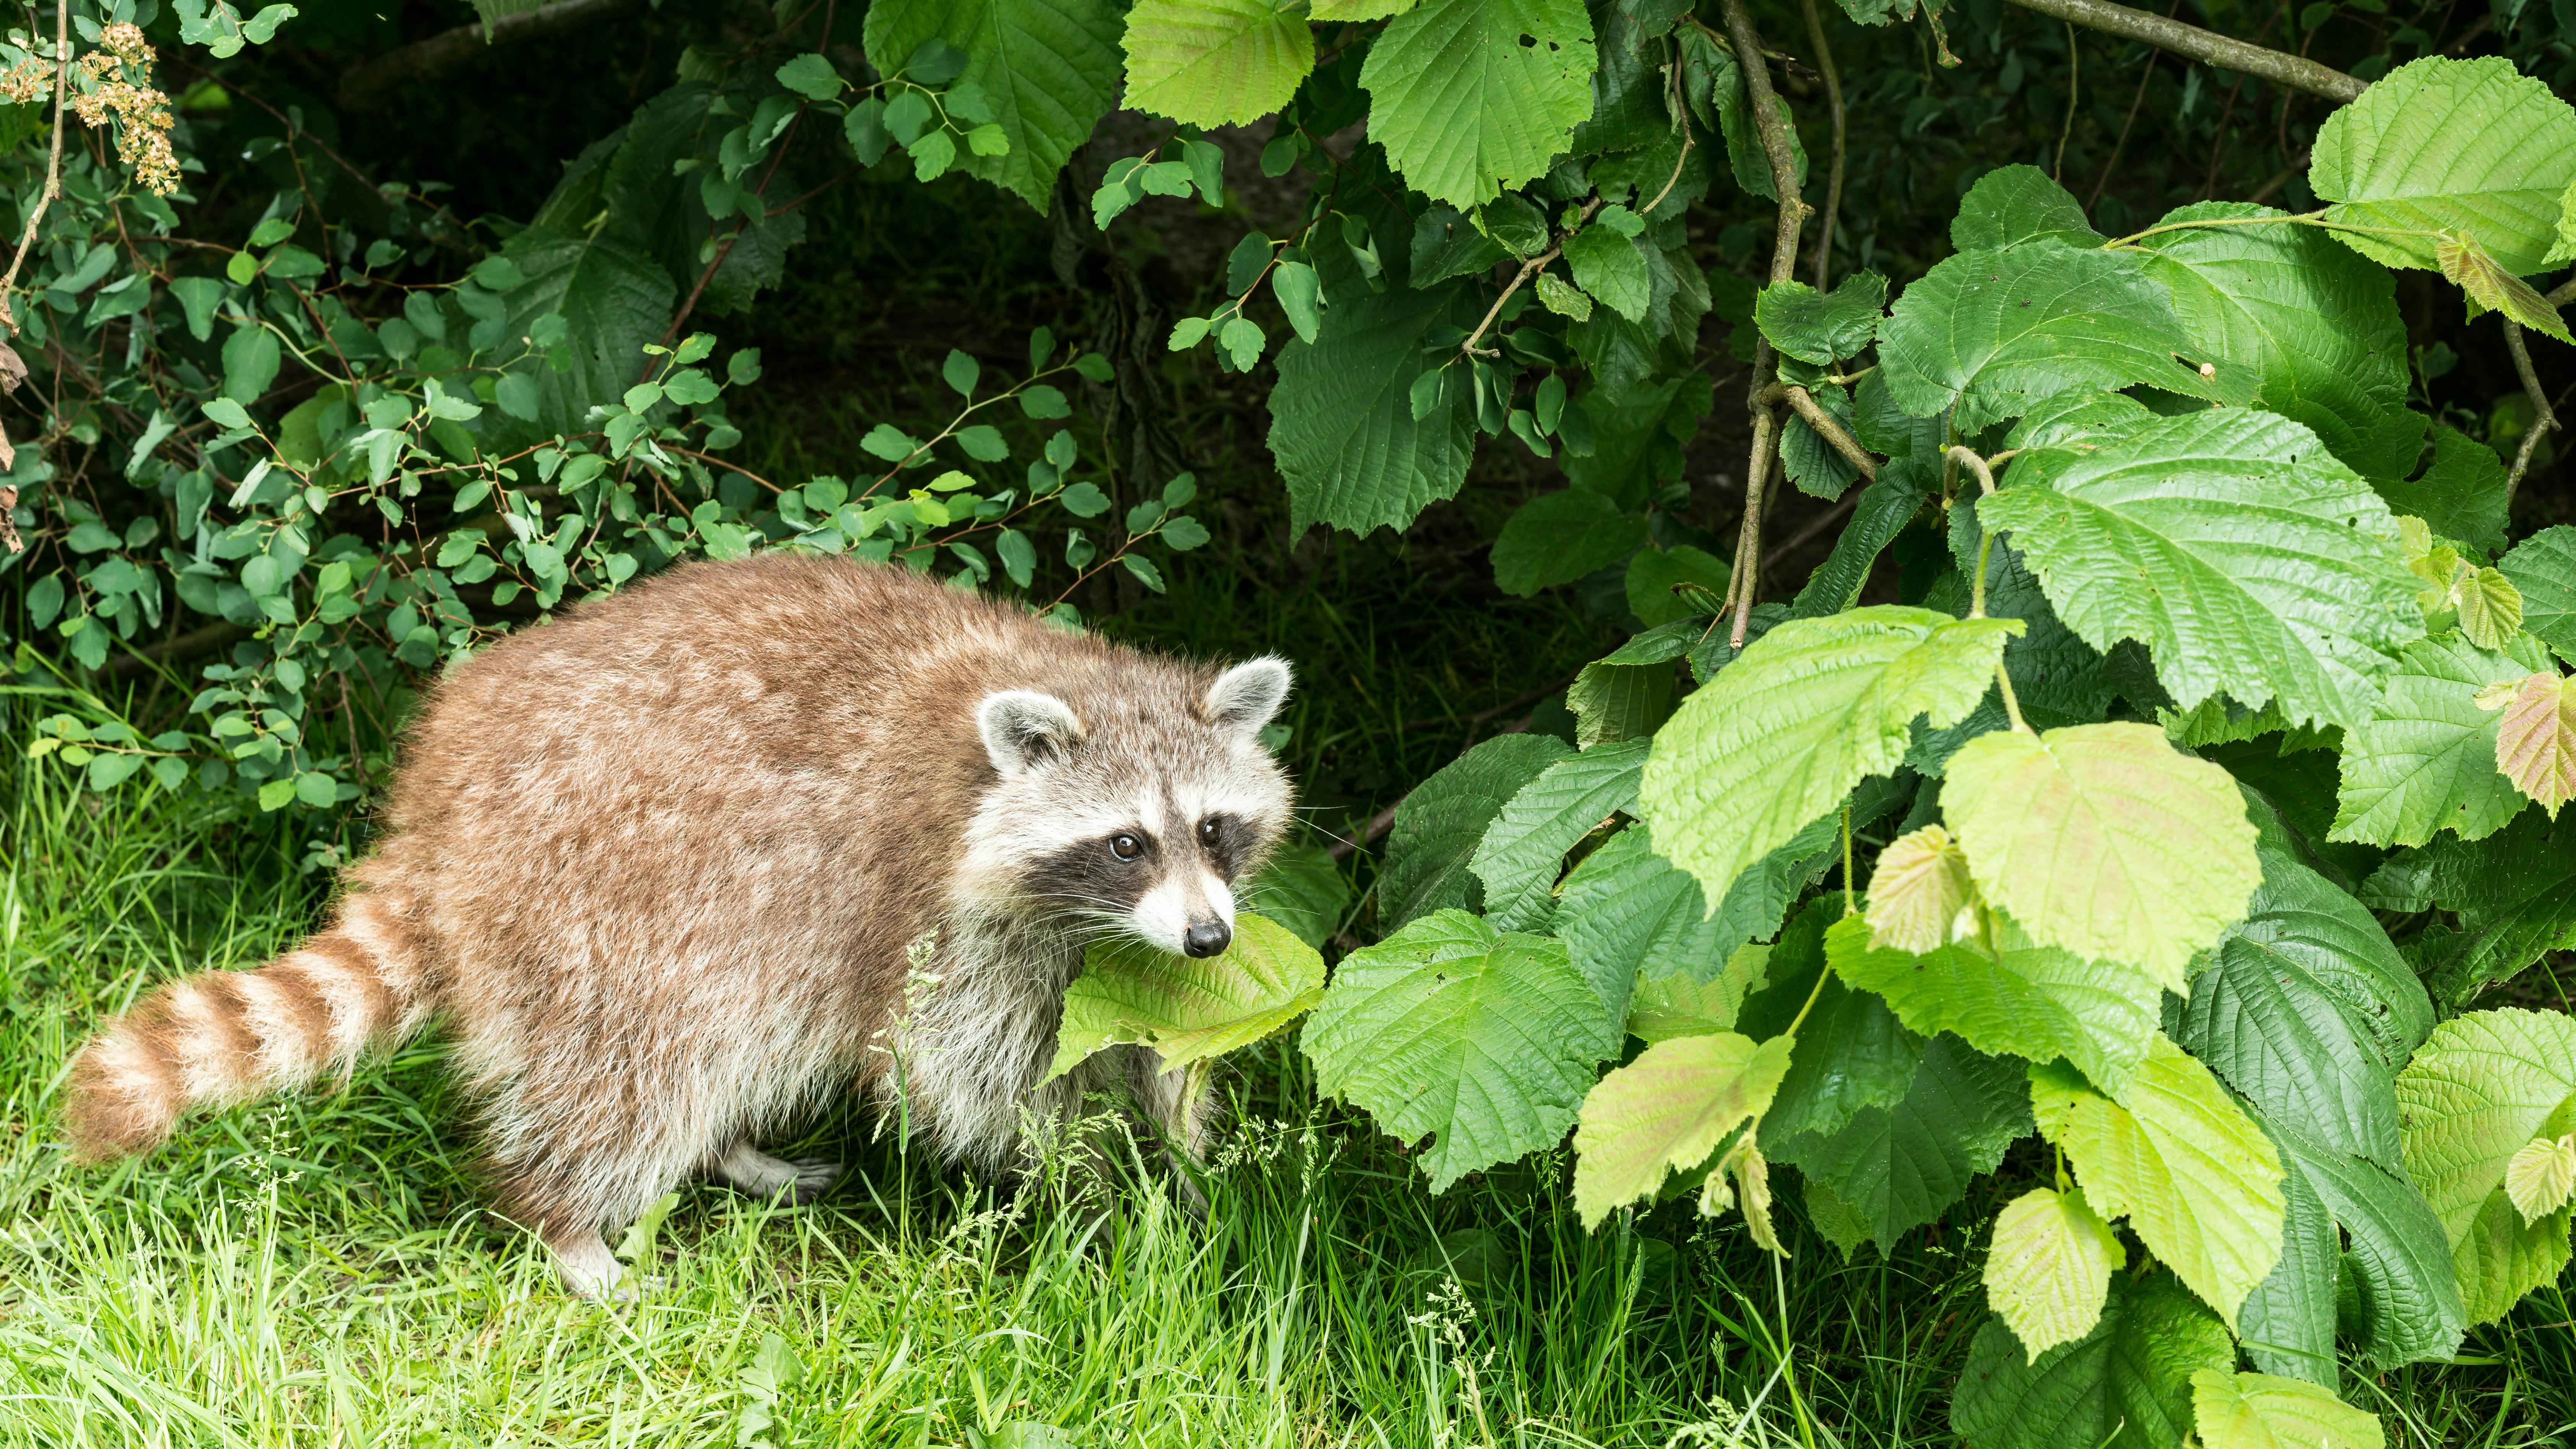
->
[[978, 690, 1086, 776], [1205, 657, 1293, 741]]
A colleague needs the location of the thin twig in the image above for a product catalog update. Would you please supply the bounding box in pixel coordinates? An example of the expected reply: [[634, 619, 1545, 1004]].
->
[[1720, 0, 1809, 650], [1761, 382, 1877, 480], [2053, 21, 2080, 183], [1458, 199, 1603, 361], [2087, 5, 2177, 211], [1798, 0, 1846, 290], [1762, 492, 1858, 570], [2002, 0, 2364, 99], [2504, 320, 2558, 504], [0, 0, 71, 334]]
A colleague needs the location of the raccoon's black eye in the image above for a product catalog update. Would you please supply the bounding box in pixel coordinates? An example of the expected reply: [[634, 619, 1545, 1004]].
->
[[1110, 833, 1143, 861], [1199, 819, 1220, 844]]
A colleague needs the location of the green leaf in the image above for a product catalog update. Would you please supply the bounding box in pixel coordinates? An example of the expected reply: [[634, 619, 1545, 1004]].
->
[[1565, 660, 1674, 747], [1754, 271, 1888, 366], [1046, 913, 1325, 1080], [1945, 722, 2260, 989], [1827, 912, 2167, 1095], [221, 323, 280, 405], [1624, 946, 1769, 1043], [1359, 0, 1596, 209], [864, 0, 1127, 209], [2033, 1037, 2288, 1329], [1303, 909, 1622, 1191], [1767, 1033, 2031, 1254], [2500, 525, 2576, 667], [2216, 846, 2436, 1069], [2235, 1152, 2340, 1386], [1378, 733, 1574, 929], [1777, 379, 1861, 501], [1563, 225, 1650, 323], [499, 227, 678, 439], [2381, 425, 2510, 568], [1268, 284, 1478, 536], [1981, 408, 2426, 734], [1240, 843, 1353, 950], [1557, 823, 1742, 1006], [1984, 1185, 2125, 1361], [2134, 202, 2424, 484], [1952, 1273, 2235, 1449], [1469, 739, 1648, 932], [1758, 967, 1924, 1145], [1272, 259, 1323, 344], [1859, 823, 1970, 955], [2393, 1007, 2576, 1322], [1491, 489, 1649, 596], [2271, 1125, 2467, 1368], [1121, 0, 1315, 127], [2309, 55, 2576, 277], [774, 52, 843, 99], [2328, 632, 2552, 846], [2190, 1369, 2384, 1449], [1875, 240, 2246, 434], [2505, 1133, 2576, 1223], [1704, 40, 1807, 202], [1572, 1031, 1792, 1226], [1638, 606, 2018, 906], [1624, 544, 1730, 627], [1787, 468, 1931, 616], [2393, 812, 2576, 1003], [1950, 165, 2103, 251]]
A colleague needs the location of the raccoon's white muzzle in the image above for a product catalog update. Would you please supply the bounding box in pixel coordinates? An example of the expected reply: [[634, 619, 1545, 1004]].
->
[[1134, 872, 1237, 958]]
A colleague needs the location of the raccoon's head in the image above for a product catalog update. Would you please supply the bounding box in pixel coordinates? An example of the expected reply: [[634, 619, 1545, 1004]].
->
[[964, 657, 1295, 957]]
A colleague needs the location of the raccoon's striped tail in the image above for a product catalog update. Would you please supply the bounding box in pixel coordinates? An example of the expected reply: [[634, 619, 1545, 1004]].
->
[[65, 887, 439, 1161]]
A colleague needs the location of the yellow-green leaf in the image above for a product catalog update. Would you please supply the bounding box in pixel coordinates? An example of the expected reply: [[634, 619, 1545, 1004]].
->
[[1572, 1032, 1792, 1228], [2436, 231, 2574, 343], [2190, 1368, 2385, 1449], [2448, 563, 2526, 649], [2505, 1133, 2576, 1224], [1702, 1136, 1786, 1253], [1045, 913, 1324, 1081], [2494, 671, 2576, 814], [1984, 1185, 2125, 1361], [2032, 1036, 2287, 1330], [1864, 822, 1972, 954], [1624, 945, 1767, 1043], [1944, 722, 2261, 989], [1120, 0, 1316, 129]]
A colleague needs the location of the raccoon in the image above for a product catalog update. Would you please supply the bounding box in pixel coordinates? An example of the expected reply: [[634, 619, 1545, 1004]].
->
[[64, 554, 1296, 1297]]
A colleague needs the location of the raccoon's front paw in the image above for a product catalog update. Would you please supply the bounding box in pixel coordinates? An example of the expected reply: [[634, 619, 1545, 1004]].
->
[[782, 1157, 843, 1204]]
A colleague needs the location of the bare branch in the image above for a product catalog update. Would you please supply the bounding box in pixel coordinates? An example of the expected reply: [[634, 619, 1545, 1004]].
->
[[0, 0, 71, 335], [1719, 0, 1810, 651], [1760, 381, 1877, 480], [2005, 0, 2364, 101], [2505, 320, 2558, 503]]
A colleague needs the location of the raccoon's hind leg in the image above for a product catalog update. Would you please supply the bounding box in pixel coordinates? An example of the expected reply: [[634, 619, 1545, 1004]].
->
[[545, 1228, 629, 1300], [709, 1141, 842, 1203]]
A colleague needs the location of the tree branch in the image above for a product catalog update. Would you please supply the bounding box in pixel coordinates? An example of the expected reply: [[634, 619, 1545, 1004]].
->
[[0, 0, 70, 335], [2005, 0, 2364, 101], [2505, 320, 2557, 503], [1760, 381, 1877, 481], [1798, 0, 1846, 290], [1720, 0, 1809, 650], [336, 0, 644, 113]]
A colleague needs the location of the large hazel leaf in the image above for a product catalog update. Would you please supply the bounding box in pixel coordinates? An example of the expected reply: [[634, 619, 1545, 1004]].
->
[[1556, 823, 1737, 1004], [1120, 0, 1315, 128], [2271, 1124, 2468, 1368], [1359, 0, 1596, 209], [1950, 165, 2103, 251], [1951, 1271, 2235, 1449], [1571, 1031, 1792, 1226], [2328, 631, 2553, 847], [1268, 282, 1480, 536], [1766, 1033, 2031, 1253], [1376, 733, 1574, 930], [2032, 1037, 2287, 1330], [1637, 606, 2019, 904], [1875, 240, 2246, 433], [1045, 913, 1325, 1081], [2448, 1182, 2573, 1327], [2309, 55, 2576, 277], [2174, 929, 2405, 1172], [2392, 1009, 2576, 1284], [864, 0, 1127, 209], [1827, 913, 2165, 1094], [1469, 738, 1648, 932], [499, 227, 677, 440], [1944, 722, 2260, 989], [1302, 910, 1621, 1192], [1981, 408, 2425, 734], [2499, 525, 2576, 666], [1984, 1185, 2126, 1362], [2190, 1369, 2384, 1449], [2378, 425, 2509, 557], [2133, 203, 2423, 483]]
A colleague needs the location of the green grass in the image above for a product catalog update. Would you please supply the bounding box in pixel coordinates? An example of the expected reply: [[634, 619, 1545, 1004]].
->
[[6, 558, 2576, 1447]]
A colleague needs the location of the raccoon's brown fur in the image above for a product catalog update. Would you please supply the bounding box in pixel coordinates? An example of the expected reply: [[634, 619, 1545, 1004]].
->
[[65, 554, 1295, 1294]]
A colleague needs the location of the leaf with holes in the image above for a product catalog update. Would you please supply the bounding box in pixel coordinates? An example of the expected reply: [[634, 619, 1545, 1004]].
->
[[1943, 722, 2259, 988], [2492, 670, 2576, 814], [1303, 910, 1621, 1192], [1826, 913, 2166, 1095], [1045, 913, 1326, 1081], [2190, 1369, 2384, 1449], [1985, 1185, 2125, 1362], [1638, 606, 2018, 906], [2310, 56, 2576, 277], [1875, 240, 2247, 433], [1120, 0, 1316, 129], [1571, 1031, 1792, 1227], [1981, 408, 2424, 734], [2330, 632, 2553, 846], [1359, 0, 1596, 209], [2032, 1037, 2286, 1330]]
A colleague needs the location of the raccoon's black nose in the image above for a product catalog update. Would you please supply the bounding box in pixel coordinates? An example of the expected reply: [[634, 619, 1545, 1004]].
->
[[1183, 921, 1232, 958]]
